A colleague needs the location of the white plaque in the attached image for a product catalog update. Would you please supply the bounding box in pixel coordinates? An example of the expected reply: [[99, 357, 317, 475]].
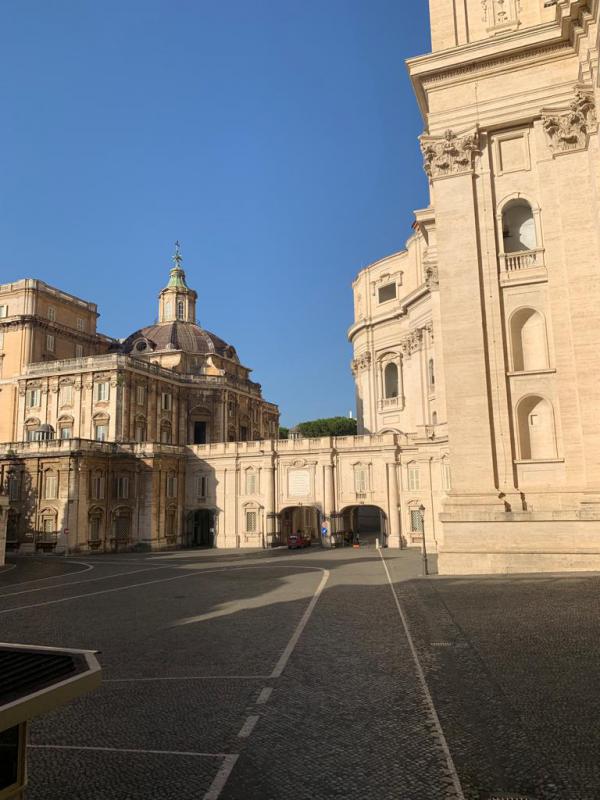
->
[[288, 469, 310, 497]]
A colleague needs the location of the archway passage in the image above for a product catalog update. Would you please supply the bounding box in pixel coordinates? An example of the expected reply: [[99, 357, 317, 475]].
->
[[190, 509, 215, 548], [340, 505, 387, 546], [280, 506, 320, 544]]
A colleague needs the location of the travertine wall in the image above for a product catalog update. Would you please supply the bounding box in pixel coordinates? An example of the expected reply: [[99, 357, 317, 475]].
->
[[0, 433, 450, 558]]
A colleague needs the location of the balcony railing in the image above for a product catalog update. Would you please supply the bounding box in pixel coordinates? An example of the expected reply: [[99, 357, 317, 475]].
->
[[499, 248, 544, 274]]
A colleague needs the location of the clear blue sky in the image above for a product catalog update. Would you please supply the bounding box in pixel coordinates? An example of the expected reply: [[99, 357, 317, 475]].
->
[[1, 0, 431, 427]]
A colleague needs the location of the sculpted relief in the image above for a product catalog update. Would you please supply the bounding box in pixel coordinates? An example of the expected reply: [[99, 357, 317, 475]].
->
[[420, 129, 480, 181], [481, 0, 521, 33], [542, 89, 597, 156]]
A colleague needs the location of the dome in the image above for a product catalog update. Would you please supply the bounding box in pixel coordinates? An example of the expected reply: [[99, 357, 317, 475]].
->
[[121, 321, 239, 361]]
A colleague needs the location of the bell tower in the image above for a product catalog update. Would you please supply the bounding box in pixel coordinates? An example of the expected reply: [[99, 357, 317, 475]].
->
[[158, 242, 198, 324]]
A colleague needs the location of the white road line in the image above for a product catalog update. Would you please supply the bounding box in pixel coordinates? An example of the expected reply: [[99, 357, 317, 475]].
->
[[0, 560, 94, 588], [1, 562, 327, 615], [28, 744, 228, 757], [378, 551, 465, 800], [237, 715, 260, 738], [204, 754, 240, 800], [103, 675, 270, 683], [0, 564, 17, 575], [256, 687, 273, 704], [270, 568, 329, 678], [0, 567, 234, 614], [0, 565, 182, 599]]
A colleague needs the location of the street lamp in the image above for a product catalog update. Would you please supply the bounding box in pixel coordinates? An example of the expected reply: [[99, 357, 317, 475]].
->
[[419, 504, 429, 576]]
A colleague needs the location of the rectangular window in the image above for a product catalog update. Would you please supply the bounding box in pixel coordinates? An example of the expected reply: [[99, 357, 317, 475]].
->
[[77, 318, 85, 332], [8, 475, 19, 500], [136, 385, 145, 405], [47, 306, 56, 322], [0, 305, 7, 318], [196, 474, 208, 498], [60, 427, 72, 440], [59, 384, 73, 406], [91, 474, 105, 500], [27, 388, 41, 408], [95, 424, 108, 442], [410, 509, 424, 534], [378, 283, 397, 304], [167, 475, 177, 498], [75, 344, 83, 358], [45, 474, 58, 500], [117, 476, 129, 499], [246, 511, 257, 533], [354, 467, 367, 494], [90, 516, 101, 541], [246, 471, 257, 495], [407, 466, 420, 491], [42, 517, 55, 534], [46, 334, 55, 352], [161, 392, 172, 411], [135, 424, 145, 442], [95, 382, 109, 402]]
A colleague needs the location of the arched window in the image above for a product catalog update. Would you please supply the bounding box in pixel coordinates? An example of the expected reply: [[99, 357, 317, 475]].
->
[[428, 359, 435, 387], [176, 300, 185, 321], [517, 395, 557, 460], [502, 200, 536, 253], [510, 308, 549, 372], [384, 363, 399, 399]]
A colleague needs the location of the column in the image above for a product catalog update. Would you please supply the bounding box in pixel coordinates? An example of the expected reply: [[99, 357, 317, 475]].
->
[[421, 128, 503, 510], [386, 461, 401, 548]]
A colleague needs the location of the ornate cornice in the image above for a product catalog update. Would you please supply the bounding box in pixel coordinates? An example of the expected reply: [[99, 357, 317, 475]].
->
[[420, 128, 480, 181], [542, 86, 597, 155]]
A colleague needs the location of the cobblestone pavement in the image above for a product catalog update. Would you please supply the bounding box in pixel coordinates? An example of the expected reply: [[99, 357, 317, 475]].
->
[[2, 548, 600, 798]]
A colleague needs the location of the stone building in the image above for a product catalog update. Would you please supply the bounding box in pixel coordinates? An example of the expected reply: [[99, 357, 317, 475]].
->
[[351, 0, 600, 573], [3, 1, 600, 575]]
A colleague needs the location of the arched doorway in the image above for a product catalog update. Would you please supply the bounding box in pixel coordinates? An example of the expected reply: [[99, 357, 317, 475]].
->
[[280, 506, 320, 544], [189, 509, 215, 548], [340, 505, 387, 546]]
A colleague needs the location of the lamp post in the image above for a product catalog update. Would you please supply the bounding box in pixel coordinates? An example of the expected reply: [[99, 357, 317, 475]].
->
[[419, 504, 429, 576]]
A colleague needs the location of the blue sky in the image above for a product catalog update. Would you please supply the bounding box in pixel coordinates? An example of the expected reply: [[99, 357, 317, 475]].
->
[[1, 0, 431, 426]]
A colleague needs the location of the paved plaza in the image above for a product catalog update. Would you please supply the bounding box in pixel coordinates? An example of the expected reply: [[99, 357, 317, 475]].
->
[[1, 547, 599, 799]]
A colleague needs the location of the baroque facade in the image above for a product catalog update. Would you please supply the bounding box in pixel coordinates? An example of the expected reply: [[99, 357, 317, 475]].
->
[[351, 0, 600, 573], [0, 251, 449, 563]]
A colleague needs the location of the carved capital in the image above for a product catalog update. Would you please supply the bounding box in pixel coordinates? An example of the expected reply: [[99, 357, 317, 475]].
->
[[420, 128, 480, 181], [351, 351, 372, 376], [542, 88, 597, 156]]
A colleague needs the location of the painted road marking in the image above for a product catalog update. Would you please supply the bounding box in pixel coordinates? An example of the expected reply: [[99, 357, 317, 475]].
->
[[0, 565, 181, 599], [237, 715, 260, 738], [379, 551, 465, 800], [203, 755, 240, 800], [29, 744, 228, 757], [270, 569, 329, 678], [256, 687, 273, 704]]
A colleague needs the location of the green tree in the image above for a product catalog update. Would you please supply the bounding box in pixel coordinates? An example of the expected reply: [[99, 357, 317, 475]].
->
[[295, 416, 357, 438], [279, 426, 290, 440]]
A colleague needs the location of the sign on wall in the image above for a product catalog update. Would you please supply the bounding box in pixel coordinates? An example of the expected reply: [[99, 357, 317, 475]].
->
[[288, 469, 310, 498]]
